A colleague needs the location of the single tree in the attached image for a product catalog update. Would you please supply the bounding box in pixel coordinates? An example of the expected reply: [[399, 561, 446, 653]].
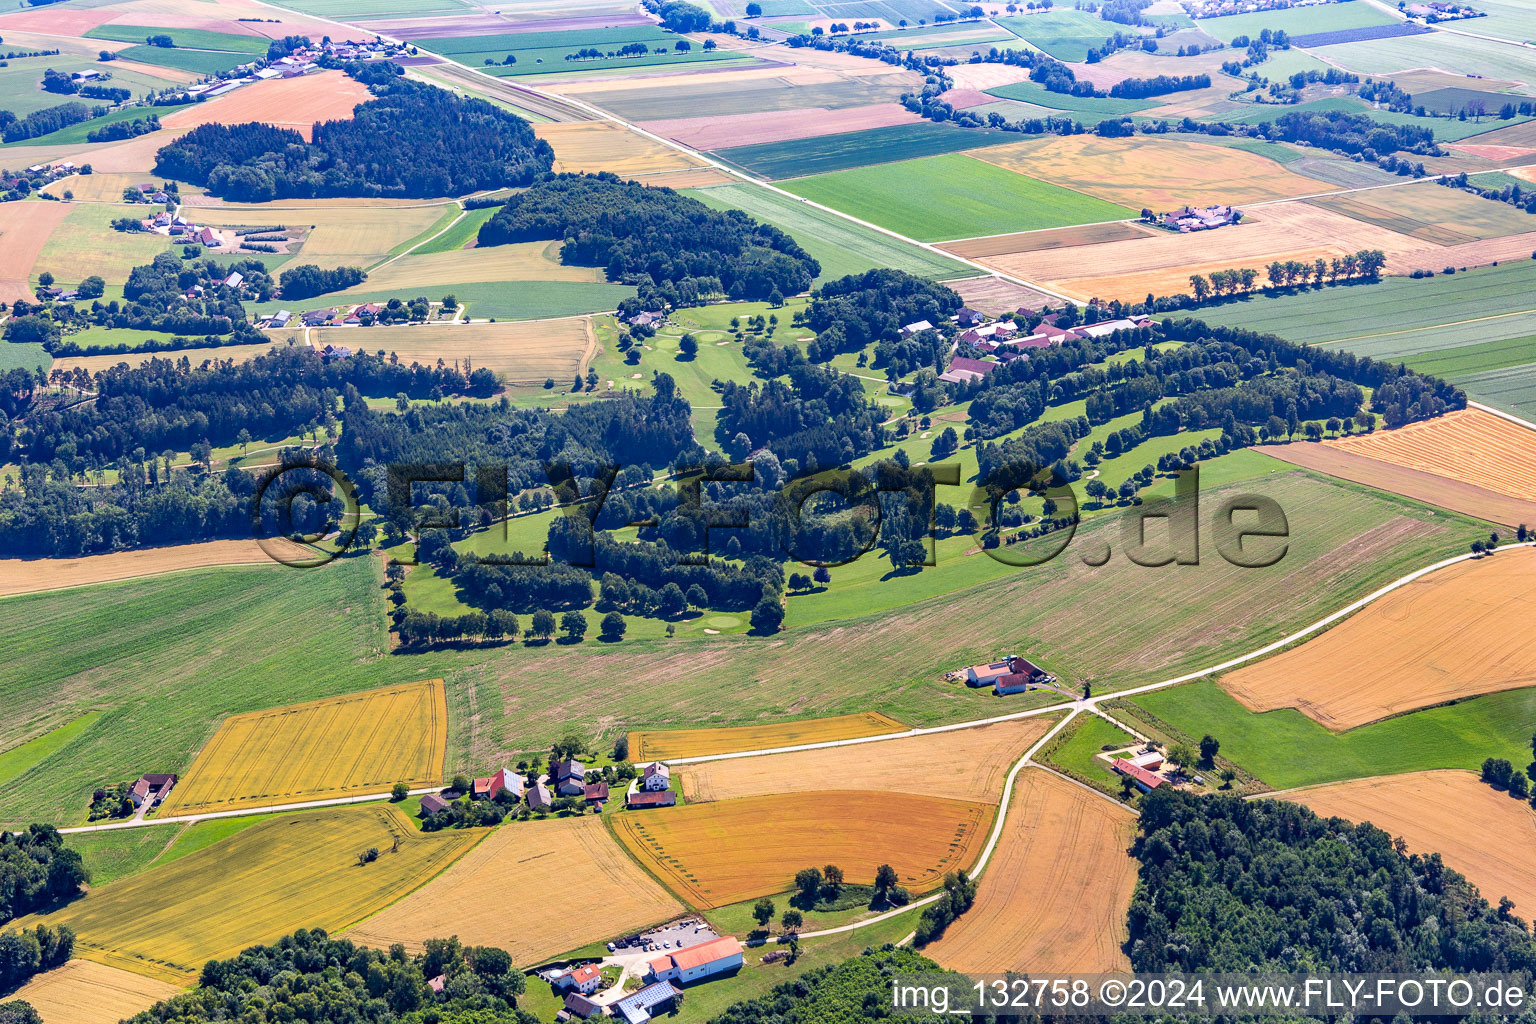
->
[[752, 896, 775, 926], [600, 610, 626, 640], [781, 909, 803, 931]]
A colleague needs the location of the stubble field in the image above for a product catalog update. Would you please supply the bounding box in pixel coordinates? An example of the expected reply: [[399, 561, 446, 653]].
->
[[926, 768, 1137, 973], [1322, 409, 1536, 502], [612, 791, 992, 908], [1222, 546, 1536, 730], [5, 958, 182, 1024], [156, 679, 448, 816], [309, 319, 595, 384], [0, 538, 311, 599], [347, 814, 682, 964], [631, 711, 908, 759]]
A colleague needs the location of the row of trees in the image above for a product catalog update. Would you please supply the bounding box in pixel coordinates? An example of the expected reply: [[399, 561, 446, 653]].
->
[[0, 925, 73, 997]]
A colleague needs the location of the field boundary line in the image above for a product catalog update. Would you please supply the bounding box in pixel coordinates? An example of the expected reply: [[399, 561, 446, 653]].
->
[[371, 205, 468, 273], [1314, 307, 1536, 346], [1250, 766, 1481, 801], [1468, 400, 1536, 433]]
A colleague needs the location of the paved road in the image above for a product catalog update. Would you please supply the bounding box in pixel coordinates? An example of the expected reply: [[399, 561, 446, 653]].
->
[[54, 786, 442, 836]]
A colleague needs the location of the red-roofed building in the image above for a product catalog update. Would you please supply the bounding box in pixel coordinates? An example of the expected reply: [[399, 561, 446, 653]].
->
[[584, 781, 609, 806], [645, 936, 744, 985], [627, 789, 676, 809], [555, 964, 603, 995], [1112, 759, 1164, 792]]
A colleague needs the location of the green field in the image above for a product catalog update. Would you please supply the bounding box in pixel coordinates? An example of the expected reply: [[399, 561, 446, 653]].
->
[[37, 203, 181, 286], [856, 21, 1012, 49], [688, 183, 975, 281], [1041, 713, 1134, 795], [115, 45, 253, 75], [250, 280, 635, 320], [0, 102, 191, 149], [411, 207, 498, 256], [0, 713, 102, 787], [0, 60, 177, 117], [1308, 29, 1536, 83], [85, 25, 271, 54], [416, 25, 739, 76], [1215, 95, 1530, 141], [994, 9, 1125, 61], [1400, 333, 1536, 377], [781, 152, 1138, 242], [1445, 361, 1536, 420], [985, 79, 1157, 118], [1175, 261, 1536, 347], [1126, 680, 1536, 791], [1193, 0, 1395, 42], [712, 121, 1023, 180], [0, 342, 49, 373]]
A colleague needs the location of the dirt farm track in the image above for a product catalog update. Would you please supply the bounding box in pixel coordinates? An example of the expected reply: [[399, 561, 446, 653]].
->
[[1221, 546, 1536, 730]]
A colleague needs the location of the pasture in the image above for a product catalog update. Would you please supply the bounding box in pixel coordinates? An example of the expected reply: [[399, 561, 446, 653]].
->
[[1040, 713, 1135, 794], [782, 152, 1137, 242], [926, 768, 1136, 973], [11, 805, 481, 982], [263, 281, 634, 321], [6, 959, 182, 1024], [1287, 771, 1536, 915], [1125, 680, 1536, 790], [155, 679, 448, 816], [1222, 546, 1536, 730], [347, 815, 681, 964], [310, 319, 595, 385], [713, 121, 1022, 179], [411, 208, 498, 256], [687, 183, 975, 280], [677, 717, 1054, 804], [1323, 408, 1536, 503], [631, 711, 907, 759], [971, 134, 1329, 209], [611, 791, 993, 908], [994, 10, 1129, 62], [0, 342, 49, 373]]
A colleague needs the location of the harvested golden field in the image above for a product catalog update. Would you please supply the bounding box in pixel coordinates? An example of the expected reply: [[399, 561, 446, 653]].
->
[[970, 135, 1329, 210], [1223, 546, 1536, 730], [1256, 441, 1536, 527], [6, 959, 181, 1024], [50, 341, 292, 376], [612, 791, 991, 908], [977, 201, 1424, 301], [1290, 771, 1536, 914], [1309, 181, 1531, 245], [43, 172, 189, 204], [638, 103, 921, 150], [941, 221, 1155, 259], [193, 204, 446, 268], [348, 815, 681, 964], [366, 242, 606, 288], [927, 769, 1136, 974], [635, 166, 737, 188], [630, 711, 908, 759], [679, 718, 1054, 804], [157, 679, 447, 816], [162, 71, 372, 140], [0, 539, 312, 599], [0, 201, 70, 305], [10, 806, 480, 983], [536, 121, 706, 176], [311, 319, 594, 384], [1325, 408, 1536, 502], [1387, 229, 1536, 274]]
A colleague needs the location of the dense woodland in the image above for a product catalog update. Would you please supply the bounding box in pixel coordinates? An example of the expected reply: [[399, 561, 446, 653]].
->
[[477, 173, 819, 306], [0, 826, 88, 928], [155, 69, 553, 201]]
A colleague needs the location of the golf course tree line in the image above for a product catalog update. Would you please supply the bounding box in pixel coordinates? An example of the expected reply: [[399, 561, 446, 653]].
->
[[120, 930, 531, 1023], [154, 64, 553, 201], [475, 172, 821, 308]]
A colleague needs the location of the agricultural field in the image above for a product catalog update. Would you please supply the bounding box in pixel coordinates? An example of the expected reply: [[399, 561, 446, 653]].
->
[[1451, 363, 1536, 421], [193, 203, 447, 270], [6, 959, 183, 1024], [155, 679, 448, 816], [1401, 333, 1536, 378], [1192, 1, 1397, 41], [259, 281, 634, 321], [1124, 680, 1536, 790], [1222, 547, 1536, 730], [313, 318, 596, 385], [638, 103, 922, 152], [926, 768, 1137, 973], [1322, 409, 1536, 504], [9, 805, 481, 982], [984, 79, 1157, 118], [49, 341, 288, 375], [0, 200, 71, 306], [1308, 29, 1536, 84], [35, 203, 180, 285], [689, 182, 976, 280], [971, 135, 1331, 210], [347, 815, 682, 964], [84, 24, 271, 53], [560, 69, 921, 122], [415, 25, 741, 75], [631, 711, 908, 759], [612, 791, 993, 908], [1309, 183, 1531, 245], [0, 713, 102, 787], [536, 120, 711, 178], [0, 538, 308, 599], [115, 44, 252, 74], [782, 152, 1138, 242], [677, 717, 1055, 803], [994, 9, 1129, 62], [1287, 771, 1536, 915], [712, 120, 1021, 179]]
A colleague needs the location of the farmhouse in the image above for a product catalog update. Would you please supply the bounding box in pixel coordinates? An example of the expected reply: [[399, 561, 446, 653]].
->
[[963, 655, 1056, 693], [959, 322, 1017, 345], [641, 762, 671, 792], [645, 935, 744, 985], [473, 768, 524, 801], [585, 781, 609, 807], [963, 660, 1015, 687], [129, 773, 178, 809], [554, 759, 587, 797], [615, 981, 681, 1024], [628, 789, 676, 809], [529, 780, 554, 811], [1111, 758, 1164, 792], [1161, 205, 1240, 232], [938, 356, 997, 385], [419, 793, 450, 816], [554, 964, 603, 995], [563, 992, 604, 1019], [955, 306, 982, 327]]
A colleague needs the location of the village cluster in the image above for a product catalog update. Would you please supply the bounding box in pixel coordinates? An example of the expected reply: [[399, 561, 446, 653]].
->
[[421, 757, 678, 819], [546, 932, 745, 1023]]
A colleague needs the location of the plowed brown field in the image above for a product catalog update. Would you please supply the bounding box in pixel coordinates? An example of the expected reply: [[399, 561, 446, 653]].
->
[[1222, 546, 1536, 730], [927, 769, 1137, 973], [679, 718, 1054, 804], [630, 711, 908, 759], [347, 815, 681, 964], [1323, 409, 1536, 502], [1289, 771, 1536, 914], [612, 791, 991, 908]]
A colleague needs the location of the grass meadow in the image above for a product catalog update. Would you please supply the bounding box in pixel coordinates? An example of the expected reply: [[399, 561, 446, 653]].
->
[[1040, 713, 1134, 795], [986, 79, 1157, 118], [782, 153, 1138, 242], [994, 9, 1128, 61], [1193, 1, 1395, 41], [713, 121, 1023, 180]]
